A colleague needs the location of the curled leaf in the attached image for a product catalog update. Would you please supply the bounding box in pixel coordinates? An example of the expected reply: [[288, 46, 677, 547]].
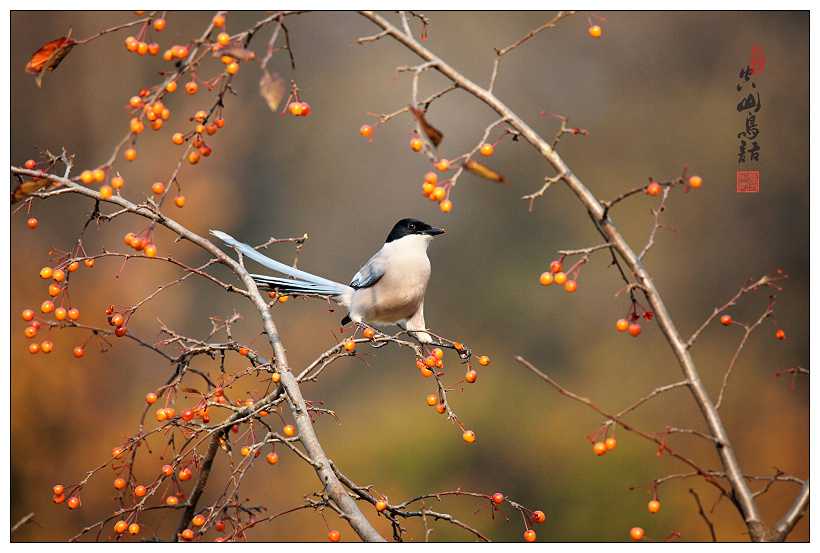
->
[[11, 177, 55, 204], [214, 43, 256, 62], [25, 34, 75, 87], [410, 106, 443, 146], [464, 160, 508, 184], [259, 68, 286, 112]]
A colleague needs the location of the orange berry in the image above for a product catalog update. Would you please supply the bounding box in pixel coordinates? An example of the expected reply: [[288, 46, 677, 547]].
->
[[271, 372, 281, 383], [217, 32, 230, 46], [188, 151, 201, 164], [84, 258, 95, 267], [174, 45, 189, 58], [53, 269, 65, 282], [266, 452, 278, 465], [124, 148, 137, 161], [165, 81, 178, 93], [175, 195, 186, 207], [156, 409, 168, 422], [616, 318, 629, 332], [213, 14, 225, 27], [439, 199, 453, 213], [564, 280, 578, 293], [363, 327, 375, 339], [478, 356, 490, 366], [27, 217, 38, 229], [776, 329, 786, 340], [152, 182, 165, 195], [410, 138, 423, 151], [360, 124, 373, 137], [648, 500, 661, 513], [647, 182, 661, 196], [288, 102, 303, 116], [41, 300, 54, 314], [29, 343, 40, 354], [554, 272, 567, 285], [67, 308, 80, 321], [25, 159, 36, 169], [67, 496, 80, 509], [215, 117, 225, 128], [25, 325, 38, 339], [689, 175, 703, 188], [630, 527, 644, 540], [432, 348, 444, 360], [92, 168, 106, 182], [179, 468, 192, 481], [128, 523, 140, 535], [146, 392, 158, 404], [426, 394, 438, 406], [165, 407, 175, 419], [480, 143, 494, 156], [172, 133, 185, 145], [166, 495, 179, 506], [436, 158, 450, 171], [593, 442, 607, 456], [539, 272, 554, 286], [420, 367, 433, 377], [532, 510, 546, 524], [192, 514, 206, 527], [153, 18, 165, 31], [114, 477, 126, 490], [161, 464, 174, 477], [492, 493, 504, 504], [550, 261, 563, 273], [524, 529, 536, 542], [299, 102, 310, 116], [22, 309, 35, 322], [605, 437, 617, 450], [240, 445, 251, 457], [431, 186, 446, 201], [130, 118, 144, 134], [328, 530, 340, 542], [129, 95, 142, 108], [628, 323, 642, 337], [422, 182, 435, 197], [40, 267, 53, 279], [100, 184, 113, 199], [436, 403, 446, 414], [80, 170, 94, 184], [462, 430, 476, 443], [206, 123, 218, 135], [589, 25, 602, 38], [424, 172, 438, 185], [53, 484, 65, 496], [185, 81, 198, 95], [48, 283, 61, 297], [375, 500, 387, 512], [283, 424, 295, 437], [721, 315, 732, 326], [344, 339, 356, 351], [465, 370, 477, 383], [114, 520, 128, 534]]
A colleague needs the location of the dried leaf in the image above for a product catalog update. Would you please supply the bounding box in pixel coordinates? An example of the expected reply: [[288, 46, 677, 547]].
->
[[410, 106, 443, 146], [25, 35, 75, 87], [11, 177, 54, 204], [259, 69, 286, 112], [177, 387, 201, 394], [464, 160, 508, 184], [214, 43, 256, 62]]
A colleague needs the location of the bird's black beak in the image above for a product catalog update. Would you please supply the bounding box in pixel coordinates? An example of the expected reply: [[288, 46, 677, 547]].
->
[[425, 226, 444, 236]]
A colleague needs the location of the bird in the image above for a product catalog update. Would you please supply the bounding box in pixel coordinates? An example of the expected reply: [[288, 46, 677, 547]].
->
[[211, 218, 465, 355]]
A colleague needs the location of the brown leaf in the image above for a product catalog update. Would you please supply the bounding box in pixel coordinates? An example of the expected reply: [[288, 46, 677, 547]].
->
[[214, 43, 256, 62], [25, 35, 75, 87], [464, 160, 508, 184], [410, 106, 443, 146], [259, 68, 286, 112], [11, 177, 54, 204]]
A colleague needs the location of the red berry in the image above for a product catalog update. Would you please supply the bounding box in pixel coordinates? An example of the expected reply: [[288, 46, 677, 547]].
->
[[550, 260, 563, 273], [266, 452, 278, 465], [328, 530, 340, 542], [628, 323, 642, 337], [532, 510, 546, 524], [776, 329, 786, 339], [647, 182, 661, 196], [721, 315, 732, 326], [524, 529, 536, 542], [73, 346, 85, 358], [492, 493, 504, 504], [27, 217, 38, 229]]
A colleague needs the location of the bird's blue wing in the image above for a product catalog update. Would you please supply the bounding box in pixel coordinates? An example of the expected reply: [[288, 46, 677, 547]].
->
[[349, 258, 385, 289]]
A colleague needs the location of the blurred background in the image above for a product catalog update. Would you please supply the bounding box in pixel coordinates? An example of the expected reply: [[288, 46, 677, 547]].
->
[[9, 11, 809, 542]]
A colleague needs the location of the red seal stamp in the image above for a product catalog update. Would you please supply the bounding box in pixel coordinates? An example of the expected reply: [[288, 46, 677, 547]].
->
[[750, 45, 765, 75], [737, 171, 759, 193]]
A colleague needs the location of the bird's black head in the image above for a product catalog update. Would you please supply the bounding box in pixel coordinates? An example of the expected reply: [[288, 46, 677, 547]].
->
[[385, 218, 444, 243]]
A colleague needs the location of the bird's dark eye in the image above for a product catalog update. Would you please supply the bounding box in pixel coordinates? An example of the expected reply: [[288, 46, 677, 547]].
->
[[409, 223, 416, 230]]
